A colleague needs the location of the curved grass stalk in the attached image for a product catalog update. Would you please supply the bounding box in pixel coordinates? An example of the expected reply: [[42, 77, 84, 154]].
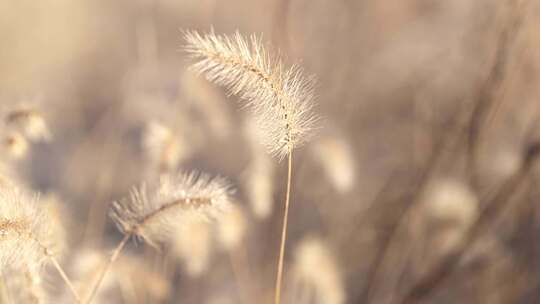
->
[[274, 150, 292, 304]]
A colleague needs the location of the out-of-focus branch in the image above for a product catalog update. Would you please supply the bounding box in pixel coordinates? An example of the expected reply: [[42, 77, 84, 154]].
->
[[400, 140, 540, 304], [362, 104, 471, 303], [364, 3, 530, 300], [466, 0, 529, 190]]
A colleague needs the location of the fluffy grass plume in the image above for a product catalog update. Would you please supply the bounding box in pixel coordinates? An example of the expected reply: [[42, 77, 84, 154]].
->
[[5, 108, 51, 142], [3, 132, 29, 159], [0, 185, 79, 302], [142, 121, 188, 172], [0, 185, 58, 268], [86, 171, 234, 304], [185, 29, 320, 304], [184, 30, 318, 159], [110, 171, 233, 247], [311, 134, 356, 194]]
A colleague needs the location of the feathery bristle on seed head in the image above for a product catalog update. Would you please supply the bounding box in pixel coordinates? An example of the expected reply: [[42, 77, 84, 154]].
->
[[110, 171, 234, 247], [184, 30, 318, 159], [0, 185, 60, 268]]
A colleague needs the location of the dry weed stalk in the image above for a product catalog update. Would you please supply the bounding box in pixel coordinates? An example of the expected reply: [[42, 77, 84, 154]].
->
[[184, 30, 318, 304], [84, 171, 234, 304], [64, 249, 171, 303]]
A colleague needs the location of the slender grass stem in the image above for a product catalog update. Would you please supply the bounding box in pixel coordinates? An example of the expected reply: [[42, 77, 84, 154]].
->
[[49, 256, 81, 303], [84, 233, 131, 304], [274, 150, 293, 304]]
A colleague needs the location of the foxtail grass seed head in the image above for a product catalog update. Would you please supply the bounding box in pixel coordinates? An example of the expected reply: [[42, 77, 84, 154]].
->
[[293, 237, 345, 304], [420, 179, 478, 253], [0, 185, 60, 268], [4, 132, 29, 159], [312, 135, 356, 194], [489, 149, 521, 179], [184, 30, 318, 159], [424, 179, 478, 226], [5, 108, 51, 142], [142, 121, 186, 171], [110, 171, 234, 247]]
